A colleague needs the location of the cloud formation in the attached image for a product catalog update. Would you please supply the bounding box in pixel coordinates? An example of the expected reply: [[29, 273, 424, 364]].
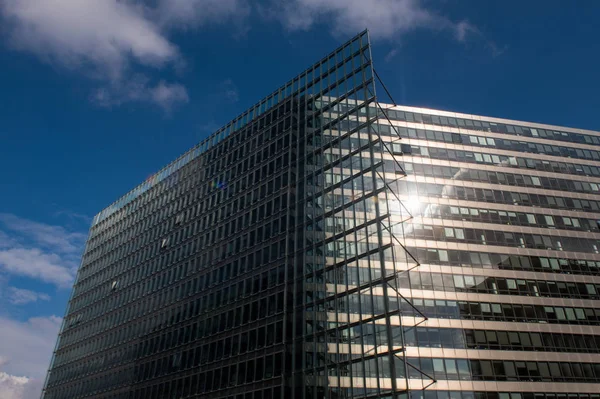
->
[[156, 0, 250, 29], [92, 76, 189, 111], [0, 248, 75, 288], [0, 372, 42, 399], [0, 0, 243, 110], [7, 287, 51, 305], [0, 0, 484, 109], [270, 0, 475, 41], [1, 0, 178, 78], [0, 213, 85, 254], [0, 214, 85, 288], [0, 316, 62, 399]]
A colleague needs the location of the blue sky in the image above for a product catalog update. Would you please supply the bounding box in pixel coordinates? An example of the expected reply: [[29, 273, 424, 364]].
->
[[0, 0, 599, 397]]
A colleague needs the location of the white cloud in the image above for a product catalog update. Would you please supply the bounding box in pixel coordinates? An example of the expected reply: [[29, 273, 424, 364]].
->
[[151, 81, 190, 109], [384, 48, 398, 63], [92, 76, 189, 111], [0, 0, 178, 79], [0, 213, 85, 255], [0, 372, 29, 399], [0, 214, 83, 288], [0, 372, 43, 399], [0, 0, 242, 110], [7, 287, 51, 305], [0, 248, 75, 288], [0, 316, 61, 399], [0, 315, 62, 378], [269, 0, 475, 41], [0, 231, 18, 249], [156, 0, 250, 29]]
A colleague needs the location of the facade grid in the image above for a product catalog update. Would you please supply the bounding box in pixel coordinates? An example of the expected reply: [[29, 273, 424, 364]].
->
[[41, 31, 600, 399]]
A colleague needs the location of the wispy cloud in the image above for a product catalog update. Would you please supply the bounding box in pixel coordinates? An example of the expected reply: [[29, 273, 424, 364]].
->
[[0, 0, 243, 110], [155, 0, 250, 30], [0, 231, 18, 249], [0, 214, 85, 288], [0, 213, 85, 255], [0, 315, 62, 398], [92, 76, 190, 112], [7, 287, 51, 305], [384, 48, 398, 63], [221, 79, 240, 103], [266, 0, 476, 42], [0, 249, 75, 288], [52, 210, 92, 226]]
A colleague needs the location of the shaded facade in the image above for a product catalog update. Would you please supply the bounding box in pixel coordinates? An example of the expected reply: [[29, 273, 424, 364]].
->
[[42, 31, 600, 399]]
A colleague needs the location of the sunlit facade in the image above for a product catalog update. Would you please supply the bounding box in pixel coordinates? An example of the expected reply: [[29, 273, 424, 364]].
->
[[42, 31, 600, 399]]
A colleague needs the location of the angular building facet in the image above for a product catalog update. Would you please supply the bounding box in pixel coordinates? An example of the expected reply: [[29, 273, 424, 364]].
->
[[42, 31, 600, 399]]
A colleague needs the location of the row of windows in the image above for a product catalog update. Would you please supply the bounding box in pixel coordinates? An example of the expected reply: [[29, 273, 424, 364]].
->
[[407, 327, 600, 353], [307, 248, 600, 296], [380, 123, 600, 163], [401, 357, 600, 382], [409, 392, 600, 399], [376, 106, 600, 148], [398, 180, 600, 213], [406, 246, 600, 276], [409, 223, 600, 253], [306, 319, 600, 354], [309, 148, 600, 216], [417, 203, 599, 233], [304, 351, 600, 383], [308, 191, 599, 239], [400, 270, 600, 300], [403, 161, 600, 196], [409, 143, 600, 179], [402, 298, 600, 325]]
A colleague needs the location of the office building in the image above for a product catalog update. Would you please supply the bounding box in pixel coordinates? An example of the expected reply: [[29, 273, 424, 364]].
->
[[42, 31, 600, 399]]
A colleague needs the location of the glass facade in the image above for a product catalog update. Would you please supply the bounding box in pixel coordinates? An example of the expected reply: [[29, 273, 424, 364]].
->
[[41, 31, 600, 399]]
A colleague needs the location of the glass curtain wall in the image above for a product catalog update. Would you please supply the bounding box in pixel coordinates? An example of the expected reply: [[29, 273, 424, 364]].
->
[[42, 31, 423, 399], [292, 31, 424, 399]]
